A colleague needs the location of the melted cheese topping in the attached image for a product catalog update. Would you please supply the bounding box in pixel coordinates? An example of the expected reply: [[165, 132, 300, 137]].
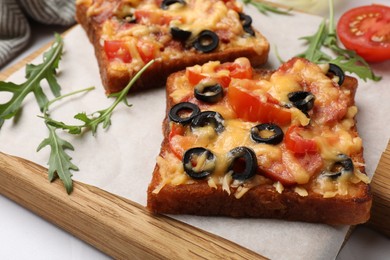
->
[[82, 0, 267, 70], [156, 57, 368, 198]]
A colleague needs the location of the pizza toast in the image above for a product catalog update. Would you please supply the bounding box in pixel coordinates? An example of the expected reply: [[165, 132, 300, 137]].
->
[[76, 0, 270, 93], [147, 57, 372, 225]]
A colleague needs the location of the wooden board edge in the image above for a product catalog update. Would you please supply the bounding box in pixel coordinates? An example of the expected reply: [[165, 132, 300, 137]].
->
[[0, 152, 267, 259], [367, 140, 390, 237]]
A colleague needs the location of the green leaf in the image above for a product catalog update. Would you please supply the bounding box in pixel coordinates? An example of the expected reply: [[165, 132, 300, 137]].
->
[[297, 20, 331, 62], [69, 59, 155, 135], [37, 124, 78, 194], [292, 0, 381, 82], [0, 34, 64, 129], [243, 0, 291, 15]]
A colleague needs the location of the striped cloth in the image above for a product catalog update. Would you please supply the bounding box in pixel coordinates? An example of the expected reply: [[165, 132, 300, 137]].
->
[[0, 0, 75, 68]]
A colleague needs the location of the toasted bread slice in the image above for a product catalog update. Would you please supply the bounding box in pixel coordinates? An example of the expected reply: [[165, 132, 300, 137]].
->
[[147, 57, 372, 225], [76, 0, 269, 94]]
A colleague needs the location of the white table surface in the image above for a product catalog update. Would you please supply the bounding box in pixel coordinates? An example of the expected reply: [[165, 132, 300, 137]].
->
[[1, 1, 389, 259]]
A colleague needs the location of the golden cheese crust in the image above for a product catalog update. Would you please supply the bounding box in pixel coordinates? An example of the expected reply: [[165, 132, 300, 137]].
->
[[76, 0, 270, 93], [147, 58, 372, 225]]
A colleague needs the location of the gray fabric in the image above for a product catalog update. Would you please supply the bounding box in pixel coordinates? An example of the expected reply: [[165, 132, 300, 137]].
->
[[0, 0, 75, 68]]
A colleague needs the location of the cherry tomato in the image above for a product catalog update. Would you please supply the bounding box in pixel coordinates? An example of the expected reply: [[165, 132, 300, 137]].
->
[[104, 40, 132, 63], [337, 4, 390, 62], [284, 126, 317, 154], [227, 79, 291, 125]]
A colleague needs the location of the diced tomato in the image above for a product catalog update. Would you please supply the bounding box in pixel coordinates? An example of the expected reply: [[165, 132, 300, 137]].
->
[[186, 67, 231, 88], [217, 58, 253, 79], [284, 126, 317, 154], [222, 0, 242, 13], [186, 67, 208, 85], [136, 41, 156, 63], [104, 40, 132, 63], [168, 124, 195, 159], [227, 79, 291, 125], [134, 9, 179, 25], [337, 4, 390, 62], [104, 40, 156, 63]]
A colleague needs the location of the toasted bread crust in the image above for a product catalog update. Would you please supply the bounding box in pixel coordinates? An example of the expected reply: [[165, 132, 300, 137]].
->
[[76, 1, 270, 94], [147, 69, 372, 225]]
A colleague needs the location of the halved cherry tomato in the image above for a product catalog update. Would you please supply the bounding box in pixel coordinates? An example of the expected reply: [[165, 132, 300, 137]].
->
[[284, 126, 317, 154], [337, 4, 390, 62], [227, 79, 291, 125], [104, 40, 132, 63]]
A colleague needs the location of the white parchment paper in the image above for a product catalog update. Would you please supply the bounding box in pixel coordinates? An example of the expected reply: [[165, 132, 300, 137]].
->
[[1, 7, 389, 260]]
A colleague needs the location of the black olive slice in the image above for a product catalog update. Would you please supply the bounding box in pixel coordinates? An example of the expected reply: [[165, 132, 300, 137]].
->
[[239, 13, 252, 27], [322, 154, 354, 179], [239, 13, 255, 36], [327, 63, 345, 86], [161, 0, 186, 10], [194, 81, 223, 103], [191, 111, 225, 134], [170, 27, 192, 41], [183, 147, 216, 179], [169, 102, 200, 125], [193, 30, 219, 53], [287, 91, 315, 113], [227, 147, 258, 181], [251, 123, 284, 145]]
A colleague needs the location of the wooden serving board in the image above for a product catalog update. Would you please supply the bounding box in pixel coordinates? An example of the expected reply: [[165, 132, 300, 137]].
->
[[0, 28, 389, 260]]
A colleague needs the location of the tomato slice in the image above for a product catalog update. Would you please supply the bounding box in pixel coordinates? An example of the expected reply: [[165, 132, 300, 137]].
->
[[337, 4, 390, 62], [284, 126, 317, 154], [104, 40, 132, 63], [227, 79, 291, 125]]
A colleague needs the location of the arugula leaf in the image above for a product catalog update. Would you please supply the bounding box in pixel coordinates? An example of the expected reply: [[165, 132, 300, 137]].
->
[[45, 59, 155, 135], [37, 87, 94, 194], [38, 60, 154, 193], [296, 0, 380, 81], [37, 124, 78, 194], [243, 0, 291, 15], [0, 34, 64, 128]]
